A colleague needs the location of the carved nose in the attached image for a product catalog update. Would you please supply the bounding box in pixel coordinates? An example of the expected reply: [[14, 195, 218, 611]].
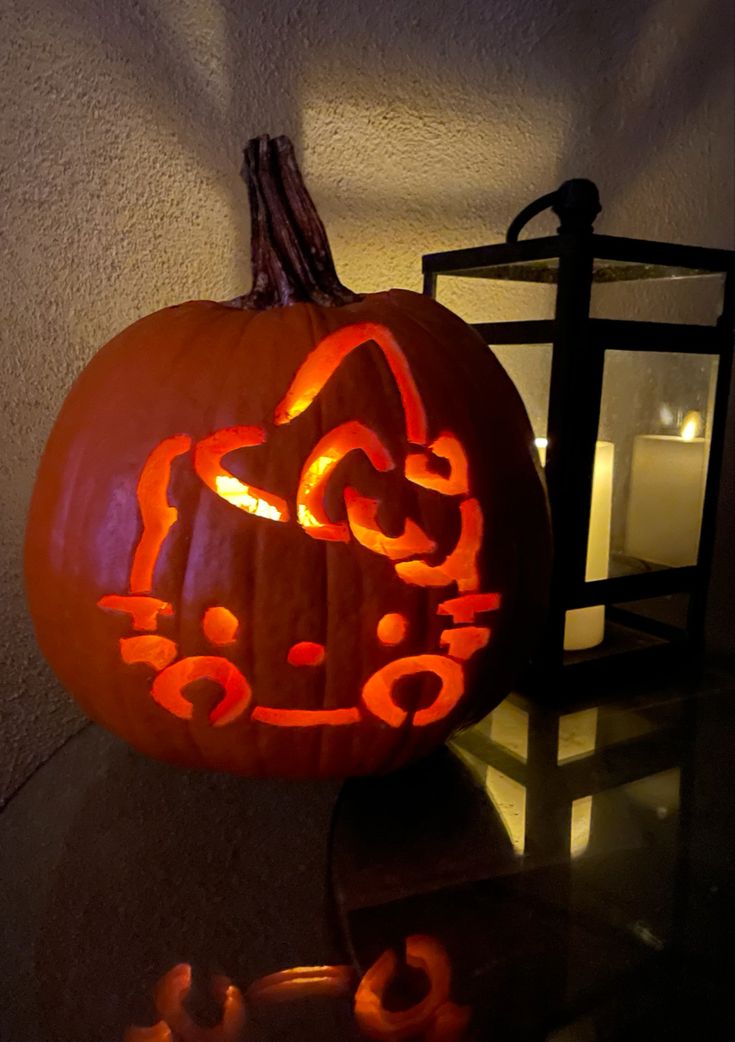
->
[[287, 641, 326, 666]]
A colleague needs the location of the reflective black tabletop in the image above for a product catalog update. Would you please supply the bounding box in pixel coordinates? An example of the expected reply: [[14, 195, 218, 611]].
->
[[1, 671, 733, 1042]]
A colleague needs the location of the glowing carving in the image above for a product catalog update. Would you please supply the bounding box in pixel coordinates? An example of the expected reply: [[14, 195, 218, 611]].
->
[[297, 421, 394, 542], [213, 475, 285, 520], [127, 941, 469, 1041], [203, 606, 239, 646], [151, 657, 251, 726], [246, 965, 355, 1003], [437, 592, 501, 624], [99, 320, 500, 743], [396, 498, 483, 591], [354, 935, 462, 1041], [406, 433, 469, 496], [97, 595, 173, 631], [194, 426, 288, 522], [124, 1023, 173, 1042], [361, 655, 464, 728], [129, 435, 192, 594], [153, 963, 246, 1042], [274, 322, 428, 445], [287, 641, 326, 666], [440, 626, 490, 661], [251, 705, 360, 727], [345, 487, 436, 561], [120, 635, 178, 671], [377, 612, 408, 646]]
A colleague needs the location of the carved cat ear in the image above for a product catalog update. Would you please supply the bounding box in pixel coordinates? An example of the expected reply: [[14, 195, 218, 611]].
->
[[273, 322, 428, 446]]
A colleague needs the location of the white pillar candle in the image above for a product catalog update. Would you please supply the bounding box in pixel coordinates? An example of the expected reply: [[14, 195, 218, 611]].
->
[[537, 439, 615, 651], [625, 435, 708, 567]]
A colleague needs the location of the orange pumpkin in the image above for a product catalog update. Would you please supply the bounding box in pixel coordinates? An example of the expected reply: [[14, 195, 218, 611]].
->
[[24, 135, 550, 778]]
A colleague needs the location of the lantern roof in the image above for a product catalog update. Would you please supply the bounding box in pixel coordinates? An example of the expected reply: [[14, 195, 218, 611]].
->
[[423, 232, 735, 286]]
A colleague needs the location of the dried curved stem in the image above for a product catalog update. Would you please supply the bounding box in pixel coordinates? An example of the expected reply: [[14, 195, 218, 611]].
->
[[231, 134, 360, 309]]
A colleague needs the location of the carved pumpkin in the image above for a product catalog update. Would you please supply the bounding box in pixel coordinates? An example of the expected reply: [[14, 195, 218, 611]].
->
[[25, 135, 549, 778]]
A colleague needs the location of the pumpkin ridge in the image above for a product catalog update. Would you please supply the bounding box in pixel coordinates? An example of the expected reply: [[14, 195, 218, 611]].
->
[[172, 316, 250, 769]]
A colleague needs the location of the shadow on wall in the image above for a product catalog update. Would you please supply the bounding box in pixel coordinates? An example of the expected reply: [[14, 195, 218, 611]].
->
[[295, 0, 732, 236], [18, 0, 735, 288]]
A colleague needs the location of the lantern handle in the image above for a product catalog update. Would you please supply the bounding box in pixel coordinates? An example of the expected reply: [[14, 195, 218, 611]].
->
[[506, 179, 601, 243]]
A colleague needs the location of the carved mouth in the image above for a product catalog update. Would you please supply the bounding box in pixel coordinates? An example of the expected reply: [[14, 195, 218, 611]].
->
[[99, 594, 501, 731]]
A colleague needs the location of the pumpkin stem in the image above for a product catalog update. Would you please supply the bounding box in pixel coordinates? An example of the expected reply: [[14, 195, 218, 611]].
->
[[230, 134, 360, 309]]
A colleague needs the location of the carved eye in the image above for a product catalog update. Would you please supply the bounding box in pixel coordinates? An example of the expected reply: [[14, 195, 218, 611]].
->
[[194, 426, 289, 523], [377, 613, 408, 646], [296, 421, 394, 542]]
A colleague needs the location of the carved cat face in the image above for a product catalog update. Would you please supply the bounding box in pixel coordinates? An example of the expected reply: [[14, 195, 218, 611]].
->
[[97, 322, 501, 743]]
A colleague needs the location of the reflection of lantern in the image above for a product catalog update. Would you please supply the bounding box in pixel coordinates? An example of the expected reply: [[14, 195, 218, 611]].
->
[[456, 689, 684, 871], [424, 182, 734, 689], [24, 135, 550, 778]]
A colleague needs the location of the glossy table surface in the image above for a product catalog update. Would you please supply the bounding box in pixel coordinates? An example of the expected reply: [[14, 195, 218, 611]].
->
[[1, 671, 733, 1042]]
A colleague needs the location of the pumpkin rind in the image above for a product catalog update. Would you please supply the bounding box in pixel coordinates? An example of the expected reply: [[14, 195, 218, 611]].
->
[[24, 137, 550, 778]]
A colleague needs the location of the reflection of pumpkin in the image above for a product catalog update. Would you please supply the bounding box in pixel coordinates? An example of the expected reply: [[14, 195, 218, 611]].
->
[[25, 135, 549, 778], [354, 935, 469, 1041], [126, 939, 468, 1042], [124, 963, 247, 1042]]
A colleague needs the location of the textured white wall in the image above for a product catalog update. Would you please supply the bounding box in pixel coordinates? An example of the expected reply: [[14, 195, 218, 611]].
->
[[2, 0, 733, 803]]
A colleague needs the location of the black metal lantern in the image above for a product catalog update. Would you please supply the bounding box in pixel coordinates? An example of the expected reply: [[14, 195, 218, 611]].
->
[[423, 182, 734, 697]]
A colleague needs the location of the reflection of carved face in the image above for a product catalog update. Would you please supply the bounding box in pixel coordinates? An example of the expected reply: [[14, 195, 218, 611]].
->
[[126, 935, 469, 1042], [97, 322, 501, 749]]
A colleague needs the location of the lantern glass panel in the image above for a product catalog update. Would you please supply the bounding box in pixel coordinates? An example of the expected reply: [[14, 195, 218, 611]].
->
[[595, 349, 719, 577], [488, 343, 553, 441], [449, 257, 715, 284], [613, 591, 690, 632], [435, 275, 556, 324], [590, 272, 726, 324]]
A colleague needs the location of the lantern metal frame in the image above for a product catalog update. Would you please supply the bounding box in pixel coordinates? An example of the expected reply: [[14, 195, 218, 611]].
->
[[422, 182, 735, 696]]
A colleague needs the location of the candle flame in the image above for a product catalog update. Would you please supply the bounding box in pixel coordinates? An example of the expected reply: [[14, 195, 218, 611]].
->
[[680, 411, 703, 442], [534, 437, 548, 450]]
